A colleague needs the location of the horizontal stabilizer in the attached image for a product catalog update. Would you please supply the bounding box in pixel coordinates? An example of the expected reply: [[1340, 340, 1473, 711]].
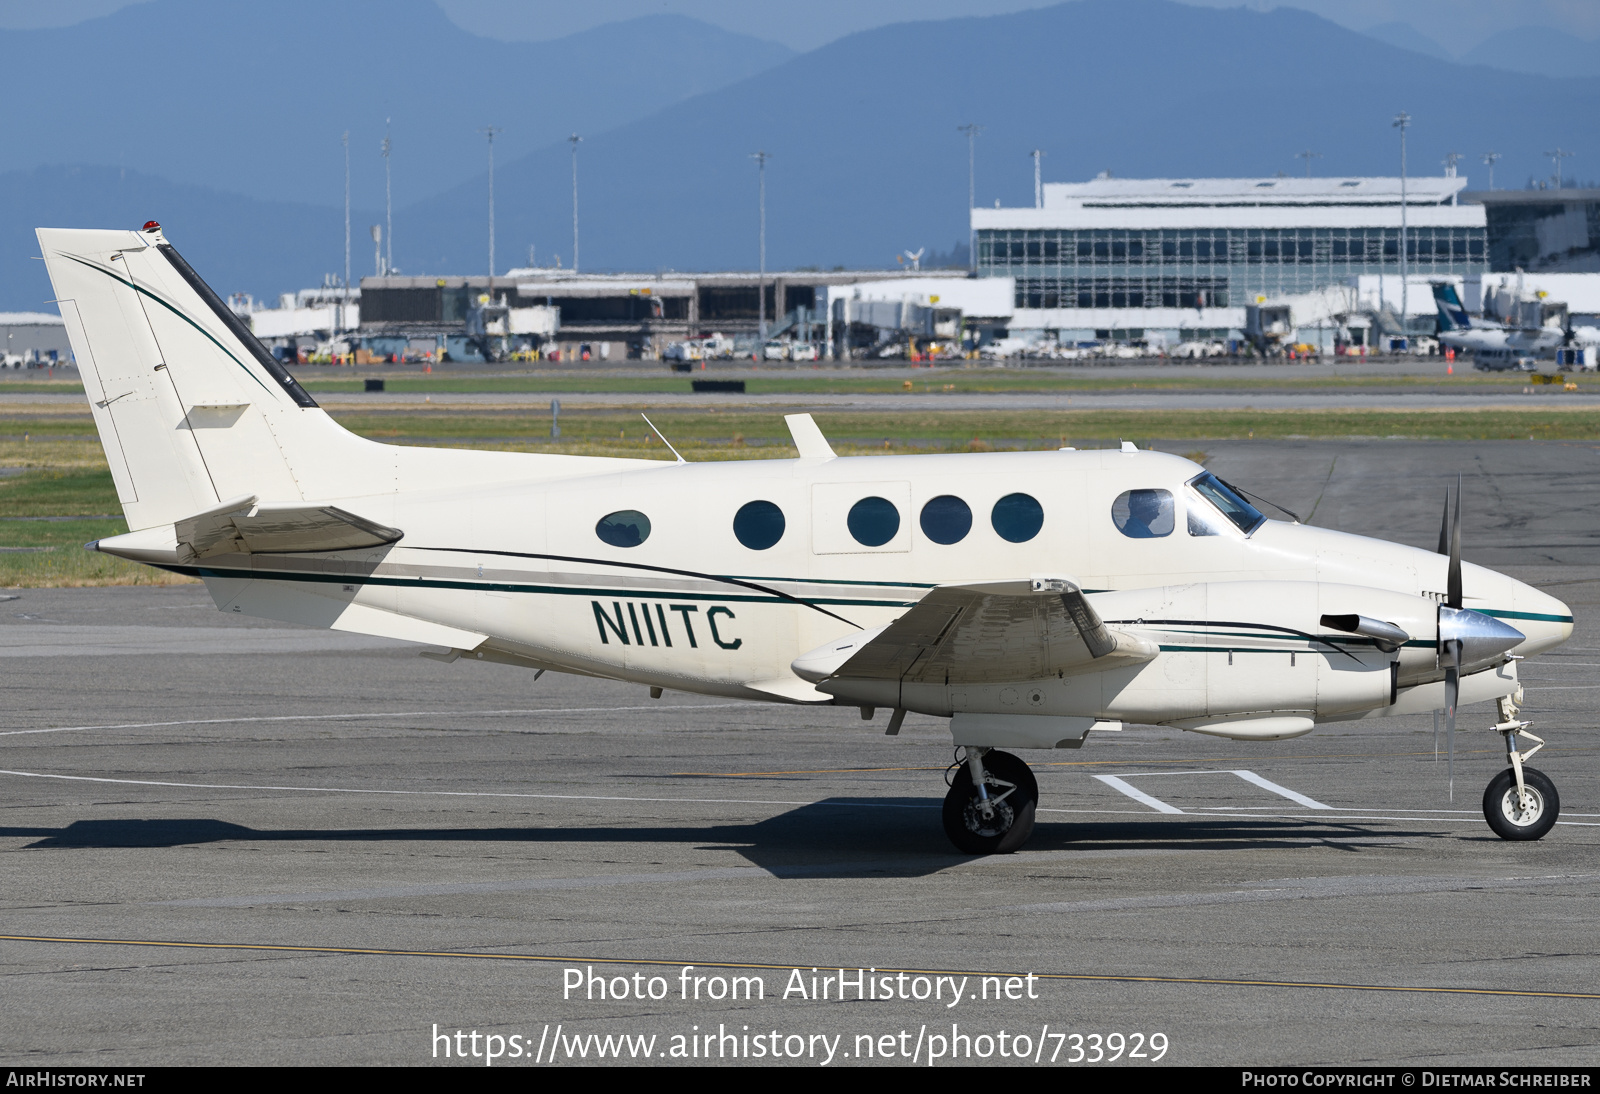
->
[[217, 502, 403, 556], [793, 577, 1157, 686], [202, 573, 487, 650], [97, 497, 403, 563]]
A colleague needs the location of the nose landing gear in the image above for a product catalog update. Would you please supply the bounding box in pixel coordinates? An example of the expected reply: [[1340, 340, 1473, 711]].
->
[[1483, 693, 1560, 841], [943, 747, 1038, 854]]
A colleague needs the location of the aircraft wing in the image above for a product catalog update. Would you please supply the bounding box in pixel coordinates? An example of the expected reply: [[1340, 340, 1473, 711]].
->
[[794, 578, 1157, 686]]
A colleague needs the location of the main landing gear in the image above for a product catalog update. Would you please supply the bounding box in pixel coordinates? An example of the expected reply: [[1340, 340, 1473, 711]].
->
[[1483, 693, 1560, 841], [943, 747, 1038, 854]]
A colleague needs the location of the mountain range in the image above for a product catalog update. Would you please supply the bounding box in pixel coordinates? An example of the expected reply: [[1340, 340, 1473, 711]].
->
[[2, 0, 1597, 309]]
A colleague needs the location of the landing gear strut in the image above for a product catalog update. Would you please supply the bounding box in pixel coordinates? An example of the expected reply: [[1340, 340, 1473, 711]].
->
[[1483, 692, 1560, 841], [942, 747, 1038, 854]]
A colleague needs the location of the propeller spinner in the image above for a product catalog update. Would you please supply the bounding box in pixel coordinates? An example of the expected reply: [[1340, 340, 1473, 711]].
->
[[1435, 475, 1525, 799]]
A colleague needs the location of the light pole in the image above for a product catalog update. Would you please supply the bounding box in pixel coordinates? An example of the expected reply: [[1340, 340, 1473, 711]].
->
[[1481, 151, 1501, 191], [1547, 148, 1574, 189], [958, 124, 982, 273], [1296, 149, 1321, 177], [1030, 149, 1044, 208], [381, 121, 393, 275], [568, 134, 582, 273], [1393, 112, 1410, 332], [751, 150, 770, 343], [480, 125, 501, 287], [341, 130, 350, 334]]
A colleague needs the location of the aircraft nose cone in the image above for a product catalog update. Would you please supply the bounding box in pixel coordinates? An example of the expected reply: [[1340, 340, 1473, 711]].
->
[[1439, 605, 1525, 674]]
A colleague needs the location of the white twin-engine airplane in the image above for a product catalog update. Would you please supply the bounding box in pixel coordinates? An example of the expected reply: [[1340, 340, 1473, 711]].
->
[[38, 223, 1576, 853]]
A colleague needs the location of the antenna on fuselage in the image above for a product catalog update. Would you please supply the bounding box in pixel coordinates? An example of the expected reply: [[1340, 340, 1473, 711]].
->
[[640, 413, 687, 463]]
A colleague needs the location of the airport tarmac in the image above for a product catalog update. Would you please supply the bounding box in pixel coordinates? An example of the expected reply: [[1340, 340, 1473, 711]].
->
[[1, 440, 1598, 1066]]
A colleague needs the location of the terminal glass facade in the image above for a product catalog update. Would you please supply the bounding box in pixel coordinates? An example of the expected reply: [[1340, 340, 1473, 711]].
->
[[977, 226, 1488, 308]]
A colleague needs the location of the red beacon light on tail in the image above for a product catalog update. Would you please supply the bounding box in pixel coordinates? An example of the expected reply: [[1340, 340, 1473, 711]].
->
[[141, 221, 160, 232]]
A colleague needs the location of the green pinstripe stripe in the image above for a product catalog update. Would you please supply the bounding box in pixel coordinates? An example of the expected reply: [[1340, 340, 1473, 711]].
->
[[187, 564, 918, 609], [1483, 608, 1574, 624]]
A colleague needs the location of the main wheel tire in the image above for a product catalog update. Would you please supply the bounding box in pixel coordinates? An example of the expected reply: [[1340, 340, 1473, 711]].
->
[[1482, 766, 1560, 841], [942, 750, 1038, 855]]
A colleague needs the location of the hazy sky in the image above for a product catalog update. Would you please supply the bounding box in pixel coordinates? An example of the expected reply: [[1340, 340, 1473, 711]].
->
[[1, 0, 1595, 54]]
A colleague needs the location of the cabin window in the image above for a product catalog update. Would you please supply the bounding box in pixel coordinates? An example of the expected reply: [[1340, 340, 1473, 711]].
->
[[991, 493, 1044, 543], [919, 495, 972, 544], [733, 500, 786, 550], [1111, 489, 1174, 538], [595, 509, 651, 548], [847, 496, 901, 547], [1188, 472, 1265, 534]]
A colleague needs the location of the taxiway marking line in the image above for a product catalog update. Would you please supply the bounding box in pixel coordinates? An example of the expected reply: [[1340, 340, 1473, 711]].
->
[[1037, 806, 1600, 828], [1, 934, 1596, 1001], [1229, 770, 1334, 810], [0, 704, 746, 738], [0, 768, 936, 810], [683, 745, 1600, 777], [1092, 774, 1184, 814], [1094, 769, 1333, 810], [4, 767, 1596, 826]]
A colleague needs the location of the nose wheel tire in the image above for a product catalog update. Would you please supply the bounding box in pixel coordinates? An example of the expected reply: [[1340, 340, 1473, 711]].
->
[[942, 750, 1038, 855], [1482, 766, 1559, 841]]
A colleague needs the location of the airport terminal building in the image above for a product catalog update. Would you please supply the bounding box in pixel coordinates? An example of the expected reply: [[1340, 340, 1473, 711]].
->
[[972, 175, 1488, 343]]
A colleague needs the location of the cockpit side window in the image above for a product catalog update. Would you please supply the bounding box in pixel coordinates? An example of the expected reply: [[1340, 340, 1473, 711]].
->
[[1111, 489, 1174, 538], [1188, 472, 1265, 535], [1187, 505, 1223, 537]]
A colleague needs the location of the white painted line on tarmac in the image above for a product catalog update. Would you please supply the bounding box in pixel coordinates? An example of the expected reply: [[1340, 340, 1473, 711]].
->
[[1230, 769, 1334, 809], [1092, 768, 1332, 812], [0, 703, 746, 738], [1093, 774, 1184, 814], [1038, 806, 1600, 829], [0, 768, 935, 811]]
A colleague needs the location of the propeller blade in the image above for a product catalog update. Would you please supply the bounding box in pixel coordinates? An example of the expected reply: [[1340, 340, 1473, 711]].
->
[[1447, 474, 1463, 610], [1444, 641, 1460, 803], [1437, 490, 1450, 556]]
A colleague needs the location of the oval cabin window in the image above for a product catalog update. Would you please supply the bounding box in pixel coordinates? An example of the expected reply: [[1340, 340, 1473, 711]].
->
[[919, 495, 972, 545], [990, 493, 1044, 543], [847, 496, 901, 547], [733, 500, 786, 551], [595, 510, 652, 548]]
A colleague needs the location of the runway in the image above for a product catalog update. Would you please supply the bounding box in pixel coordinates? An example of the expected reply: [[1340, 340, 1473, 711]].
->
[[1, 439, 1598, 1066]]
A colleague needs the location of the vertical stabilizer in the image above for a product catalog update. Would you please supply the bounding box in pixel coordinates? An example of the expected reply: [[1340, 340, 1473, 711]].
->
[[39, 223, 646, 537], [1433, 282, 1471, 332], [38, 223, 331, 529]]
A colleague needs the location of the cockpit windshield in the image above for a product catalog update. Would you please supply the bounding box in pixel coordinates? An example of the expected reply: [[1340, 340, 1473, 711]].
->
[[1188, 472, 1266, 535]]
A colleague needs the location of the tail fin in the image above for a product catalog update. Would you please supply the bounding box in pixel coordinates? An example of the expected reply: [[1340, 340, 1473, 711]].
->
[[40, 223, 640, 534], [38, 224, 335, 530], [1433, 282, 1471, 332]]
